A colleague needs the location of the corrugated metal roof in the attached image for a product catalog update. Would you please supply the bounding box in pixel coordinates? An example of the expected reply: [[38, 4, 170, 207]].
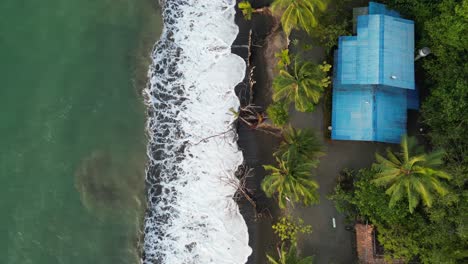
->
[[331, 2, 417, 144], [368, 2, 401, 17], [334, 14, 415, 89], [332, 85, 407, 143]]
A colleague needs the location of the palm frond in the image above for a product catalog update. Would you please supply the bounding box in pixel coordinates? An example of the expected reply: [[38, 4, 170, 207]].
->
[[373, 135, 452, 213], [412, 177, 433, 208], [386, 180, 405, 208]]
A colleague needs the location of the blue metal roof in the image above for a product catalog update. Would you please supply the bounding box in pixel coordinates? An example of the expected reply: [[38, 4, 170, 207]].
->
[[332, 85, 408, 143], [331, 2, 417, 144], [368, 2, 401, 17], [334, 13, 415, 89]]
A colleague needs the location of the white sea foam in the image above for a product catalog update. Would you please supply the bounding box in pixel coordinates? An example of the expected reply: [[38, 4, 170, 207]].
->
[[143, 0, 251, 263]]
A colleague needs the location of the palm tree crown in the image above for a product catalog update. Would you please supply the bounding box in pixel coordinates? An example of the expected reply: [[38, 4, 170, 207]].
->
[[262, 155, 319, 209], [267, 244, 314, 264], [275, 126, 324, 163], [273, 60, 331, 112], [238, 1, 254, 20], [271, 0, 327, 35], [372, 135, 451, 213]]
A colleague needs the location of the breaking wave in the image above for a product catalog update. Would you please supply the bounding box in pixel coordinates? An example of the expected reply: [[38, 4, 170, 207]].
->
[[142, 0, 251, 263]]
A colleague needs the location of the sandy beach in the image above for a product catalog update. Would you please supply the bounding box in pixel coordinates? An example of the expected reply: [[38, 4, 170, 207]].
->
[[232, 1, 281, 263]]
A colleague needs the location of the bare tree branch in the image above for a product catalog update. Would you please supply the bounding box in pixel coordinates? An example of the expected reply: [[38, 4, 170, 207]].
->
[[189, 128, 235, 146], [221, 165, 257, 210]]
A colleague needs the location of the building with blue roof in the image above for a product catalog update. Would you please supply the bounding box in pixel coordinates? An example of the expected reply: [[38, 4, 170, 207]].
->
[[331, 2, 418, 144]]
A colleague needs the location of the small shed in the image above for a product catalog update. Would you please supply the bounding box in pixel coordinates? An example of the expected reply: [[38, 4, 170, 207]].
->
[[355, 224, 405, 264], [331, 2, 418, 144]]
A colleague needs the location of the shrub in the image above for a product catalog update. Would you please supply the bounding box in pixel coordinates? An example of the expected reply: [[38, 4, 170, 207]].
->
[[272, 215, 312, 245], [266, 101, 289, 127]]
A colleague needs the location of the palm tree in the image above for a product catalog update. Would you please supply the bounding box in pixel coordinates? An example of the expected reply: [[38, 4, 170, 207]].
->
[[266, 101, 290, 127], [238, 1, 254, 20], [267, 244, 314, 264], [275, 48, 291, 69], [238, 1, 271, 20], [271, 0, 328, 36], [262, 154, 319, 208], [275, 126, 324, 164], [372, 135, 452, 213], [273, 60, 331, 112]]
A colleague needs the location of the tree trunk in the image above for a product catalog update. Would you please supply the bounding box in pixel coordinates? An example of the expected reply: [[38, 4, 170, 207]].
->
[[253, 7, 272, 16]]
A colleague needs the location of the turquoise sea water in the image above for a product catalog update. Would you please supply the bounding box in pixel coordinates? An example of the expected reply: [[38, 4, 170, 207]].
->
[[0, 0, 161, 263]]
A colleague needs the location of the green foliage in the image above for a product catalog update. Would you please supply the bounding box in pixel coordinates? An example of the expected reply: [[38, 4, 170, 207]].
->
[[272, 216, 312, 245], [301, 43, 313, 51], [266, 244, 314, 264], [267, 101, 289, 127], [424, 0, 468, 51], [328, 169, 361, 220], [354, 170, 410, 225], [329, 169, 409, 224], [229, 107, 240, 118], [275, 49, 291, 69], [262, 126, 323, 208], [262, 154, 319, 209], [271, 0, 328, 36], [291, 38, 300, 46], [314, 20, 350, 53], [420, 0, 468, 167], [275, 126, 324, 163], [238, 1, 254, 20], [330, 168, 467, 262], [372, 135, 451, 213], [381, 0, 468, 167], [328, 1, 468, 262], [318, 61, 331, 72], [327, 179, 354, 217], [273, 59, 331, 112], [422, 79, 468, 165], [307, 0, 353, 53]]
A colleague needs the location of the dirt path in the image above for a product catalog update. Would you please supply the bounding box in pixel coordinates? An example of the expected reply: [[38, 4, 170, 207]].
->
[[287, 44, 390, 263]]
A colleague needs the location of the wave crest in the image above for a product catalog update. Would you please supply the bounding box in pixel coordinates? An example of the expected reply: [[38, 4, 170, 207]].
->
[[142, 0, 251, 263]]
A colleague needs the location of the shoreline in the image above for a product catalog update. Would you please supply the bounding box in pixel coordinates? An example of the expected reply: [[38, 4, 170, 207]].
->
[[142, 1, 252, 262], [232, 2, 280, 263]]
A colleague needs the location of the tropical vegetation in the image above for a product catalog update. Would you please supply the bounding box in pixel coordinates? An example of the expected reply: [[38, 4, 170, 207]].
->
[[271, 0, 328, 36], [330, 167, 467, 263], [267, 244, 314, 264], [238, 1, 254, 20], [330, 131, 466, 262], [377, 0, 467, 168], [272, 216, 312, 245], [275, 126, 323, 163], [262, 126, 323, 208], [372, 135, 451, 213], [236, 2, 333, 260], [326, 1, 468, 261], [273, 59, 331, 112], [266, 101, 290, 127], [275, 49, 291, 69], [262, 154, 319, 208], [235, 0, 467, 262]]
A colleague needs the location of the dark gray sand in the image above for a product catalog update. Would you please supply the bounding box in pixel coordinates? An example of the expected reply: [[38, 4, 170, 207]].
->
[[233, 1, 423, 263], [289, 30, 421, 263], [290, 103, 389, 264], [233, 2, 280, 263]]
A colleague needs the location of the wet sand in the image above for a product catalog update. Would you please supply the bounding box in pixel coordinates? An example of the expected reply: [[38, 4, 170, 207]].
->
[[232, 1, 280, 263]]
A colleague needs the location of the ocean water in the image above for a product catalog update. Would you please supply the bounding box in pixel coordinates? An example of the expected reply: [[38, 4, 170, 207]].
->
[[0, 0, 161, 263], [143, 0, 252, 263]]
